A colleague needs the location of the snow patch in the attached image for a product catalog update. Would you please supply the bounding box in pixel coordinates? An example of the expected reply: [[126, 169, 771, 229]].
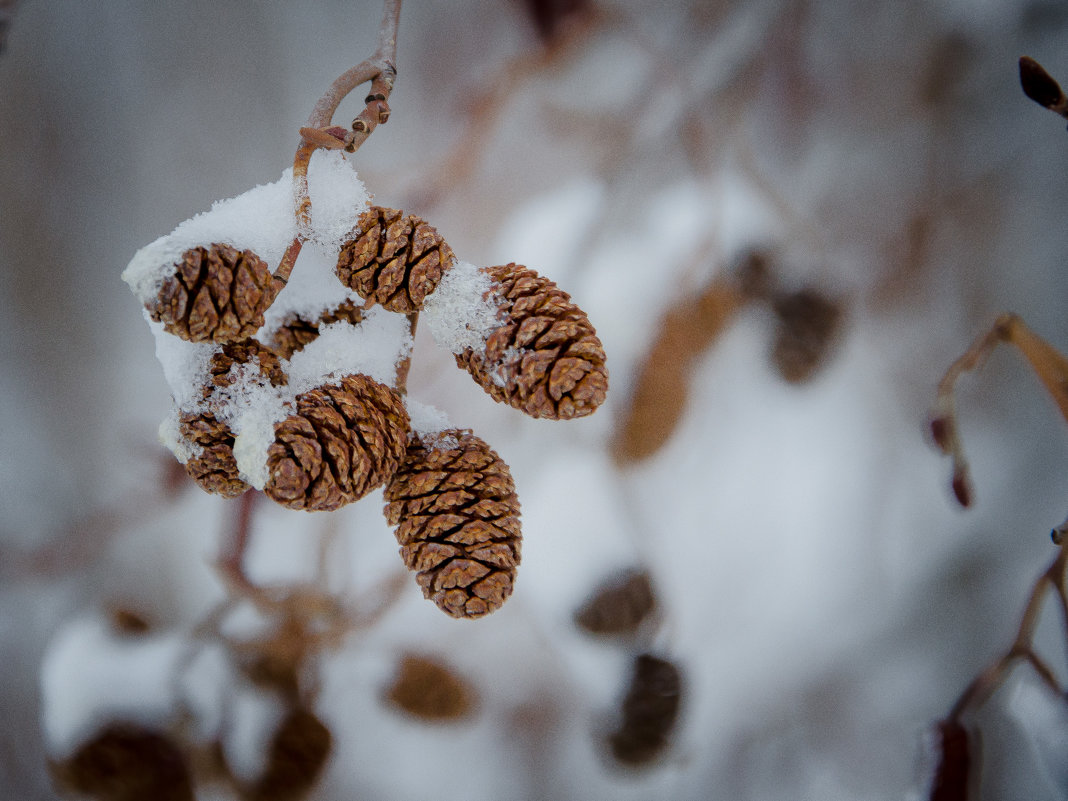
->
[[422, 260, 502, 355]]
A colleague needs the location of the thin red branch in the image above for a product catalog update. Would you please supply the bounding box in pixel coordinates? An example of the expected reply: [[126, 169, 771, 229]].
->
[[946, 542, 1068, 721], [285, 0, 402, 278]]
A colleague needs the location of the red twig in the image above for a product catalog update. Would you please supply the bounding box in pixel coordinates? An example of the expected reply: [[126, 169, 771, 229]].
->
[[279, 0, 402, 285]]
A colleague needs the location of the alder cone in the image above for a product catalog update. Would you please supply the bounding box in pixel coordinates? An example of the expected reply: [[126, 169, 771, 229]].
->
[[384, 653, 477, 721], [179, 411, 248, 498], [150, 243, 277, 344], [609, 653, 682, 766], [205, 338, 288, 396], [336, 206, 454, 313], [264, 374, 409, 512], [180, 339, 288, 498], [770, 288, 842, 384], [574, 569, 656, 636], [245, 708, 332, 801], [54, 723, 194, 801], [457, 263, 608, 420], [384, 430, 521, 619], [268, 299, 365, 360]]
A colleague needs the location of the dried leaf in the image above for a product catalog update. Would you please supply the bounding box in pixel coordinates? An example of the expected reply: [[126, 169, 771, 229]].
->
[[611, 278, 744, 464]]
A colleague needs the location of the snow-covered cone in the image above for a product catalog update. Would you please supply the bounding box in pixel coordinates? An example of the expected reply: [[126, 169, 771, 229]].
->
[[150, 243, 279, 344], [264, 374, 409, 512], [181, 339, 288, 498], [335, 206, 455, 313], [244, 708, 332, 801], [383, 429, 521, 619], [50, 723, 194, 801], [179, 411, 248, 498], [456, 263, 608, 420], [267, 299, 365, 360]]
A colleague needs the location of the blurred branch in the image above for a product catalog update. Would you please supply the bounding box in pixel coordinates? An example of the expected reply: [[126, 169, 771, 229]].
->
[[0, 0, 18, 54], [929, 313, 1068, 507], [946, 537, 1068, 722]]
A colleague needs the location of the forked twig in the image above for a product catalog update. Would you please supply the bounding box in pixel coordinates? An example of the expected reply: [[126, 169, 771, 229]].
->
[[930, 313, 1068, 507], [274, 0, 402, 291]]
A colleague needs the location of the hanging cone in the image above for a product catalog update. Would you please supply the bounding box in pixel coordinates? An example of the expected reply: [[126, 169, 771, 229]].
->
[[264, 374, 409, 512], [180, 339, 288, 498], [456, 263, 608, 420], [148, 243, 278, 344], [336, 206, 454, 313], [383, 429, 521, 619]]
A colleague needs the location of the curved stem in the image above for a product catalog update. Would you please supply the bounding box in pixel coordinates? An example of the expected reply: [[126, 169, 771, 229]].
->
[[394, 311, 419, 394], [947, 541, 1068, 721], [281, 0, 402, 282], [218, 490, 259, 596]]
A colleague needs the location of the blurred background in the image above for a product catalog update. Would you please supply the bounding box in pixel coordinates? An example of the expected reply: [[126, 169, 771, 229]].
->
[[3, 0, 1068, 798]]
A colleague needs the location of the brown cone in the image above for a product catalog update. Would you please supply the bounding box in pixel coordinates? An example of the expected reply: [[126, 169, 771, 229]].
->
[[149, 243, 277, 344], [264, 374, 409, 512], [205, 338, 288, 397], [180, 338, 289, 498], [609, 653, 682, 766], [179, 411, 248, 498], [268, 299, 365, 360], [245, 708, 332, 801], [53, 723, 194, 801], [384, 653, 477, 721], [335, 206, 454, 313], [770, 288, 842, 384], [456, 263, 608, 420], [384, 429, 521, 619]]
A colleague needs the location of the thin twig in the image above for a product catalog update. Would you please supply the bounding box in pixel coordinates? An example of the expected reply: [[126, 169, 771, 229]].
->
[[947, 542, 1068, 721], [218, 490, 258, 596], [393, 312, 419, 393], [281, 0, 402, 284]]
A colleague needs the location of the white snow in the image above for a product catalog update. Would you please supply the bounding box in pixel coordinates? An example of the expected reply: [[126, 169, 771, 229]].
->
[[285, 309, 412, 393], [421, 260, 502, 356], [302, 149, 372, 252], [122, 177, 295, 307], [40, 615, 186, 757], [404, 399, 458, 450]]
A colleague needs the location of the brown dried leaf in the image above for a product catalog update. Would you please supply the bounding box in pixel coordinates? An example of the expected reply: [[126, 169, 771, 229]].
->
[[611, 278, 745, 464]]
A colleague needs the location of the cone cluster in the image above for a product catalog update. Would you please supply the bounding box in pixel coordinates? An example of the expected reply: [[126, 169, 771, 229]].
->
[[130, 186, 608, 619]]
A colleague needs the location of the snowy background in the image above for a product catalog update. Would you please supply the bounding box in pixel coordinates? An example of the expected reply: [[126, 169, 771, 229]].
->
[[3, 0, 1068, 799]]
